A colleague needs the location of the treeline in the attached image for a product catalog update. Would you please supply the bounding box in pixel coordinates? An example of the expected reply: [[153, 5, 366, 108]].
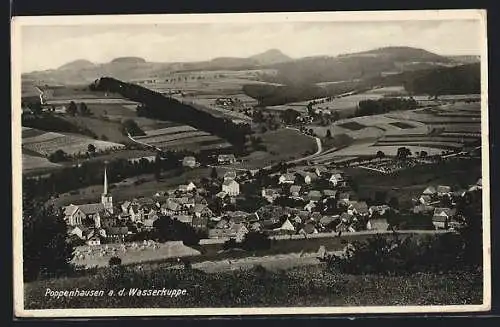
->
[[243, 81, 360, 107], [22, 113, 98, 139], [90, 77, 251, 148], [356, 98, 418, 117], [403, 63, 480, 96], [23, 153, 182, 201]]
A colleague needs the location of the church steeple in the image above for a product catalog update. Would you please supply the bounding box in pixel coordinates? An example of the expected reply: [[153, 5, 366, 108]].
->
[[101, 163, 113, 213], [103, 164, 108, 195]]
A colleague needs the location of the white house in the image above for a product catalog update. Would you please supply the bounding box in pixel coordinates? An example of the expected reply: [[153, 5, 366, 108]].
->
[[182, 156, 197, 168], [279, 173, 296, 184], [329, 173, 343, 186], [433, 207, 455, 229], [218, 154, 236, 165], [222, 179, 240, 196]]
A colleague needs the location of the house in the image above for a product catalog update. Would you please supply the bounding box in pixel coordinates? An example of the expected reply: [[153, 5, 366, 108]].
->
[[328, 173, 343, 186], [340, 212, 354, 222], [223, 171, 237, 181], [69, 225, 94, 240], [216, 218, 231, 229], [121, 201, 131, 214], [338, 192, 350, 201], [192, 204, 213, 218], [186, 182, 197, 192], [175, 215, 193, 225], [106, 226, 129, 241], [230, 224, 249, 242], [469, 179, 482, 192], [366, 218, 389, 231], [289, 185, 302, 197], [176, 196, 195, 209], [433, 208, 456, 229], [292, 215, 303, 225], [368, 205, 390, 217], [307, 190, 322, 202], [419, 195, 433, 205], [216, 191, 228, 199], [261, 188, 280, 203], [413, 204, 435, 214], [182, 156, 197, 168], [218, 154, 236, 165], [279, 173, 296, 184], [304, 201, 317, 212], [422, 186, 437, 195], [319, 215, 337, 228], [296, 171, 317, 184], [86, 235, 101, 246], [436, 185, 452, 197], [273, 218, 295, 233], [192, 215, 209, 229], [178, 184, 189, 193], [222, 179, 240, 196], [315, 166, 329, 177], [226, 211, 249, 224], [250, 221, 262, 232], [310, 212, 323, 223], [141, 218, 157, 230], [64, 204, 87, 226], [323, 189, 337, 198], [350, 201, 369, 216], [299, 223, 318, 235]]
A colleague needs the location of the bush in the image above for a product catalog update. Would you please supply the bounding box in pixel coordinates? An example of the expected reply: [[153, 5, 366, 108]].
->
[[108, 256, 122, 266], [321, 232, 478, 276]]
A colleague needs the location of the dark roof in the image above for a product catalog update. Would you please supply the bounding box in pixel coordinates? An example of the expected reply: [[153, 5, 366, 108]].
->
[[107, 227, 128, 235], [78, 203, 104, 215]]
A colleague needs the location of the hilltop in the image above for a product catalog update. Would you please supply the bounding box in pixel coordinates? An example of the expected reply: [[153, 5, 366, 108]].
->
[[249, 49, 292, 65], [58, 59, 96, 71]]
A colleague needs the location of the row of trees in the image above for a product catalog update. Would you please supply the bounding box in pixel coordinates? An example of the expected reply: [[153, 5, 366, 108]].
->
[[355, 98, 418, 117], [66, 101, 92, 116]]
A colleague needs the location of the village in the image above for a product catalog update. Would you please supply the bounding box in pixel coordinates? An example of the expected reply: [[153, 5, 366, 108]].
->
[[63, 151, 482, 251]]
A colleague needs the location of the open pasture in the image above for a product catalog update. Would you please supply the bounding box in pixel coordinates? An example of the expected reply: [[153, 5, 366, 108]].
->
[[22, 128, 125, 157], [22, 154, 62, 172], [62, 116, 130, 144]]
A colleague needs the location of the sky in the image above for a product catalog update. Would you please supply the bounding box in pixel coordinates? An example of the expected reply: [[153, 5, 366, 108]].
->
[[20, 19, 482, 73]]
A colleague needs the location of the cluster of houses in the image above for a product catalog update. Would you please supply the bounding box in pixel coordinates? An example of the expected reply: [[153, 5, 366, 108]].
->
[[62, 160, 482, 247], [182, 154, 237, 169], [414, 178, 482, 229]]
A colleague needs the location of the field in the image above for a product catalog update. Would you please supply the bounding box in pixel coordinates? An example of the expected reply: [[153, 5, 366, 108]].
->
[[22, 127, 125, 157], [133, 125, 232, 152], [234, 128, 318, 169], [309, 100, 481, 164], [22, 154, 62, 172], [25, 262, 482, 308]]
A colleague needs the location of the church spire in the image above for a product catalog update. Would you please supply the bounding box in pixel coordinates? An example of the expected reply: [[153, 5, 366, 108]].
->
[[103, 164, 108, 195]]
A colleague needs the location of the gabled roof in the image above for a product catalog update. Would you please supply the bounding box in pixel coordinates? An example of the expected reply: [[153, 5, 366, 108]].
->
[[290, 185, 302, 193], [422, 186, 437, 195], [436, 185, 451, 194], [275, 218, 295, 231], [310, 212, 322, 221], [64, 204, 79, 216], [107, 226, 128, 235], [295, 170, 317, 179], [193, 203, 211, 213], [223, 179, 238, 186], [322, 189, 337, 197], [352, 201, 369, 214], [216, 191, 227, 198], [340, 212, 353, 221], [320, 215, 337, 226], [308, 190, 322, 198], [433, 207, 455, 217], [175, 215, 193, 224], [280, 173, 296, 181], [413, 204, 435, 214], [339, 192, 350, 200], [300, 223, 317, 234], [121, 201, 131, 209], [78, 203, 105, 215], [223, 171, 237, 179]]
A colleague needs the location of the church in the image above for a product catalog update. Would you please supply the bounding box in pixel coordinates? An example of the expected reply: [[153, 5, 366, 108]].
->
[[64, 165, 114, 228]]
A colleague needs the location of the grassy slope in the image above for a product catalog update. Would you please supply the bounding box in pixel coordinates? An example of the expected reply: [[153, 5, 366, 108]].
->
[[346, 158, 482, 205], [25, 264, 482, 309]]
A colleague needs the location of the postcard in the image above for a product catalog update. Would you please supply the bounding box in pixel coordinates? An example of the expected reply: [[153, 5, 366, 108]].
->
[[11, 9, 490, 317]]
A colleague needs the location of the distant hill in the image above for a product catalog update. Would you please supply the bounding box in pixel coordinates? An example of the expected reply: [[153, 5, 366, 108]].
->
[[110, 57, 147, 64], [448, 55, 481, 64], [22, 46, 461, 87], [264, 46, 456, 85], [58, 59, 96, 71], [249, 49, 292, 65]]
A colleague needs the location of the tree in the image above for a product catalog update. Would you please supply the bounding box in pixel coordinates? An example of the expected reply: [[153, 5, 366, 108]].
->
[[332, 111, 340, 122], [23, 202, 74, 281], [120, 119, 146, 136], [396, 147, 412, 160], [210, 167, 218, 180], [66, 101, 78, 116], [325, 129, 332, 139], [48, 149, 69, 163], [108, 256, 122, 266], [79, 102, 91, 116], [388, 197, 399, 210], [376, 150, 385, 161], [420, 151, 428, 158], [87, 144, 96, 155]]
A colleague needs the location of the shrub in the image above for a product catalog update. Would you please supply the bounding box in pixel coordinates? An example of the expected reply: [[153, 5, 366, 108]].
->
[[108, 256, 122, 266]]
